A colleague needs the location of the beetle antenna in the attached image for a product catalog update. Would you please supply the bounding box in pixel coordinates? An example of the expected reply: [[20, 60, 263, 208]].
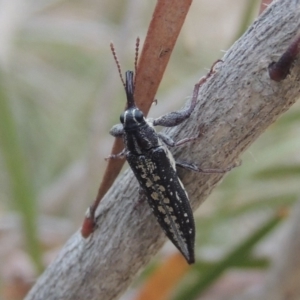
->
[[134, 37, 140, 86], [110, 42, 126, 89]]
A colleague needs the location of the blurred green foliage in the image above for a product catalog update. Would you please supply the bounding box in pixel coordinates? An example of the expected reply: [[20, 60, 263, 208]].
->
[[0, 0, 299, 299]]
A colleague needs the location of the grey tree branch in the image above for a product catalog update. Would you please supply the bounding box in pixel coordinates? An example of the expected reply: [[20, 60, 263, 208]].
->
[[25, 0, 300, 299]]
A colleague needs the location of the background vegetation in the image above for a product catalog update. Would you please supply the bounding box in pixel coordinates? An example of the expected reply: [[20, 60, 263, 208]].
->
[[0, 0, 299, 299]]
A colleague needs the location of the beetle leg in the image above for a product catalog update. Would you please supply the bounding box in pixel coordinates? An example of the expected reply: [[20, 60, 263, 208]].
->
[[133, 188, 147, 210], [105, 148, 127, 160], [153, 83, 199, 127], [158, 133, 200, 147], [109, 123, 124, 137], [153, 60, 221, 128], [176, 161, 238, 174]]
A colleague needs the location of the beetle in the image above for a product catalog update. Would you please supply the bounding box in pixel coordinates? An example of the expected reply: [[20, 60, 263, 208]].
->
[[109, 69, 201, 263], [96, 37, 239, 263], [108, 58, 234, 263]]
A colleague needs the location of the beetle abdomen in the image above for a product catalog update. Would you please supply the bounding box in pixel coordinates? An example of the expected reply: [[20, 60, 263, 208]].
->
[[127, 146, 195, 264]]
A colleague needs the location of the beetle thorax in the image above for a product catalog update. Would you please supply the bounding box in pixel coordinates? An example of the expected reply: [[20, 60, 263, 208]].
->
[[122, 109, 161, 155], [122, 108, 146, 131]]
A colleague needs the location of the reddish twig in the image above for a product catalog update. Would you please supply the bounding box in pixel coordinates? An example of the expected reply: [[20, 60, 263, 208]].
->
[[259, 0, 273, 15], [81, 0, 193, 237]]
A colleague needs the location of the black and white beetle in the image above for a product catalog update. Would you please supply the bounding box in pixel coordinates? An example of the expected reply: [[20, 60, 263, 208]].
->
[[108, 50, 233, 264]]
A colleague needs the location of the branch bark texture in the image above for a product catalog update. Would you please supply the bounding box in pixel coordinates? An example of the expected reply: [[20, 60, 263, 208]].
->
[[25, 0, 300, 299]]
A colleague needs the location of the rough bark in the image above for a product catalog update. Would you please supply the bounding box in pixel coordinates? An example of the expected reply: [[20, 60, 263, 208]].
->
[[25, 0, 300, 299]]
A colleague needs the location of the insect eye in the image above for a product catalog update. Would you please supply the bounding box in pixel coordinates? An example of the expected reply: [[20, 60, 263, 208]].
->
[[120, 113, 125, 124], [134, 110, 144, 122]]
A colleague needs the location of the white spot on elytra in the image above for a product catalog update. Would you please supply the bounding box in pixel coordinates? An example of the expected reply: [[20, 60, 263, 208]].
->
[[164, 217, 170, 224], [158, 206, 166, 214], [153, 175, 160, 181], [151, 192, 159, 200], [164, 198, 170, 204], [146, 180, 153, 187]]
